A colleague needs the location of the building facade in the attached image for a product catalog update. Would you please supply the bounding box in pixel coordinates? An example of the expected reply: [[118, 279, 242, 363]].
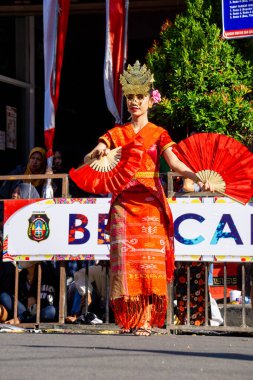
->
[[0, 0, 185, 172]]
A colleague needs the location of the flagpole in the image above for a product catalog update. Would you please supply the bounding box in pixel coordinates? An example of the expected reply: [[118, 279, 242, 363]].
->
[[104, 0, 129, 125], [120, 0, 129, 124], [43, 0, 70, 197], [52, 1, 59, 97]]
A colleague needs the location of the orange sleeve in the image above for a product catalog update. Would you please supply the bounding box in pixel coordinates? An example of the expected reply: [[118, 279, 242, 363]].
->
[[98, 132, 113, 149], [159, 130, 176, 155]]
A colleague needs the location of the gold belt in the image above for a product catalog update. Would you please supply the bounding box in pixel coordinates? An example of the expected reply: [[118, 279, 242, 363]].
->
[[133, 172, 160, 179]]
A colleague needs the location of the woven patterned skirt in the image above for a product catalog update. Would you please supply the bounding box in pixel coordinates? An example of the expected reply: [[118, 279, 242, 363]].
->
[[109, 185, 171, 329]]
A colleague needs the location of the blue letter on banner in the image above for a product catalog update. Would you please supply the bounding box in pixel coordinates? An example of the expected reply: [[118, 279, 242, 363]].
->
[[174, 213, 205, 245], [210, 214, 243, 245]]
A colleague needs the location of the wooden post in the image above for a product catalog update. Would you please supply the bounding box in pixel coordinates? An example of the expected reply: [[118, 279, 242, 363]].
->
[[14, 264, 19, 323], [58, 261, 66, 323], [36, 263, 42, 324]]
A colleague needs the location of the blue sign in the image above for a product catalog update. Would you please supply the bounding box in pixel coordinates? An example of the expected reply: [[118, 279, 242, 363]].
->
[[222, 0, 253, 39]]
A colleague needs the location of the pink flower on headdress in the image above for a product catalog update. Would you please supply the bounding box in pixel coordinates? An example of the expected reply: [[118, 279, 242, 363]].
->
[[151, 89, 161, 104]]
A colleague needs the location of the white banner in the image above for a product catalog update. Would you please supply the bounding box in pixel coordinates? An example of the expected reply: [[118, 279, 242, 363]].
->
[[3, 197, 253, 262]]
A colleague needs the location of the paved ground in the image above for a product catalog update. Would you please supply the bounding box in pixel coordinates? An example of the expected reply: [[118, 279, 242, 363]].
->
[[0, 330, 252, 380]]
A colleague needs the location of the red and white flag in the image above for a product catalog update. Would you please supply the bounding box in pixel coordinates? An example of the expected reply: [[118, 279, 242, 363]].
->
[[104, 0, 129, 124], [43, 0, 70, 167]]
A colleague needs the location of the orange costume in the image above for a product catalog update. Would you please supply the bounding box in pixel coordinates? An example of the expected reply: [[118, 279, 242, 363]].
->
[[99, 121, 176, 330]]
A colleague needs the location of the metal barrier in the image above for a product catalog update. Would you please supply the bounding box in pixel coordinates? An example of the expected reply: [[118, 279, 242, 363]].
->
[[60, 260, 253, 333], [0, 173, 69, 198], [0, 173, 69, 326], [0, 172, 252, 333], [166, 262, 253, 334], [165, 171, 253, 333]]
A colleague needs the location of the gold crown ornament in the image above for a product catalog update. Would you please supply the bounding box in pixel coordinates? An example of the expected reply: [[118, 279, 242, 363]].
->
[[120, 60, 154, 96]]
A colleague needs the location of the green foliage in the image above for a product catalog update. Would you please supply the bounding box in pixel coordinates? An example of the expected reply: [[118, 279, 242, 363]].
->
[[146, 0, 253, 146]]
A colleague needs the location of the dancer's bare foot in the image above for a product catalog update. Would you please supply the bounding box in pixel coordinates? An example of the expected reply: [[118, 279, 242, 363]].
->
[[134, 327, 152, 336]]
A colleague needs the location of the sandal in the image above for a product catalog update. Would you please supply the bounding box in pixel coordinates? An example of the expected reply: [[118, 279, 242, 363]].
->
[[120, 328, 133, 334], [134, 327, 152, 336]]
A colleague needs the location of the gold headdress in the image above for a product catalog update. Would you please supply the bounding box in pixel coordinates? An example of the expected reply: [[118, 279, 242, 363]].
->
[[120, 60, 154, 96]]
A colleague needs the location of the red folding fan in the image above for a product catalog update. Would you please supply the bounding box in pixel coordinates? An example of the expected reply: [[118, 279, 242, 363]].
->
[[172, 133, 253, 205], [69, 136, 144, 195]]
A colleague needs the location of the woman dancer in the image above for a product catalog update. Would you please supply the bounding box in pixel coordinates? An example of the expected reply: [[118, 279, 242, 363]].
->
[[82, 61, 211, 335]]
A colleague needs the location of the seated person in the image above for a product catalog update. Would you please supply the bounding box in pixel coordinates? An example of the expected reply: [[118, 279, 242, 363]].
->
[[66, 261, 110, 323], [182, 177, 201, 192], [0, 262, 15, 322], [66, 260, 86, 286], [11, 183, 40, 200], [52, 147, 90, 198], [0, 261, 59, 324], [65, 261, 91, 321], [52, 148, 69, 197], [0, 147, 47, 199], [66, 280, 92, 323]]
